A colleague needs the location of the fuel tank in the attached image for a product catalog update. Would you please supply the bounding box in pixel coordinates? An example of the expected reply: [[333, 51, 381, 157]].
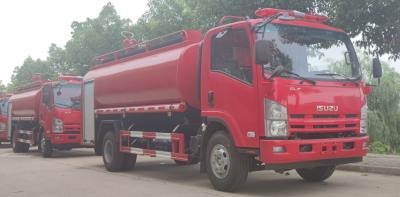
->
[[9, 83, 42, 118], [84, 30, 203, 109]]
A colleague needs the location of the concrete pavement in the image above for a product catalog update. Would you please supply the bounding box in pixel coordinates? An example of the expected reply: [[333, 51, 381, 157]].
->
[[0, 145, 399, 197], [338, 153, 400, 176]]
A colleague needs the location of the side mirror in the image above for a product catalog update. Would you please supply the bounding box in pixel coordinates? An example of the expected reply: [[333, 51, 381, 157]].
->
[[255, 40, 274, 65], [372, 58, 382, 78]]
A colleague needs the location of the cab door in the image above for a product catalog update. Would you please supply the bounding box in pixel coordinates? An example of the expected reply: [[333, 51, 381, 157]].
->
[[39, 85, 53, 138], [201, 23, 260, 148]]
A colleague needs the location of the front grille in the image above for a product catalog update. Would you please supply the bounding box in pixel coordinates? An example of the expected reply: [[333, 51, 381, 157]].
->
[[313, 114, 339, 119], [64, 131, 80, 134], [63, 124, 80, 135], [288, 113, 359, 139], [291, 131, 357, 139]]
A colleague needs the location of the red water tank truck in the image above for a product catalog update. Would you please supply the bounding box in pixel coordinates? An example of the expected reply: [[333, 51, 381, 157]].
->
[[0, 93, 11, 144], [81, 8, 382, 191], [9, 74, 90, 157]]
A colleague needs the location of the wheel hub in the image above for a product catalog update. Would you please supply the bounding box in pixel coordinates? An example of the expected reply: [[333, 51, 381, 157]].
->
[[104, 140, 113, 163], [210, 144, 230, 179]]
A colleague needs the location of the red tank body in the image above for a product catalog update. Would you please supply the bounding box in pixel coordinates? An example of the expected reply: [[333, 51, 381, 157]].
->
[[10, 82, 43, 119], [84, 30, 203, 109]]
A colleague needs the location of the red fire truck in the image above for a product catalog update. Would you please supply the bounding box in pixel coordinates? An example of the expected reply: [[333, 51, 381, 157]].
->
[[0, 93, 11, 144], [81, 8, 382, 191], [10, 75, 87, 157]]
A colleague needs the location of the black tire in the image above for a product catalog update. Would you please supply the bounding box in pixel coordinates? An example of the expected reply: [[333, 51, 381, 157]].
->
[[102, 131, 136, 171], [40, 135, 53, 158], [122, 154, 137, 170], [12, 132, 29, 153], [206, 131, 249, 192], [296, 165, 336, 182]]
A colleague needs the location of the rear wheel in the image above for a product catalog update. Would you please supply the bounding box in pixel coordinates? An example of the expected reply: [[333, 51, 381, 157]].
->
[[296, 165, 336, 182], [12, 132, 29, 153], [206, 131, 249, 192], [102, 131, 136, 171]]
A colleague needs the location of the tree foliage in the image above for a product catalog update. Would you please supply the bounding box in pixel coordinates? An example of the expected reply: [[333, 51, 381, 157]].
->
[[136, 0, 400, 60], [64, 2, 132, 75], [8, 57, 55, 92]]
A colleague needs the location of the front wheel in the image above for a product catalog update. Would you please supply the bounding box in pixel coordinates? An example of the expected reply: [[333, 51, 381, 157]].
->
[[40, 135, 53, 158], [296, 165, 336, 182], [102, 131, 136, 171], [206, 131, 249, 192]]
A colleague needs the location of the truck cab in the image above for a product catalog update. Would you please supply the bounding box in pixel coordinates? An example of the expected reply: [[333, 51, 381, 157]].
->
[[198, 8, 380, 189], [11, 75, 85, 157]]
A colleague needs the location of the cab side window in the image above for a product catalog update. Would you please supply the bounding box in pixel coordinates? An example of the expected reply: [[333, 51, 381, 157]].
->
[[42, 85, 50, 105], [211, 29, 252, 84]]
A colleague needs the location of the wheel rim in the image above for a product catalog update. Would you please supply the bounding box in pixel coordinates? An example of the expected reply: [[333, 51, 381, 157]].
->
[[104, 140, 113, 163], [210, 144, 230, 179], [40, 136, 45, 152]]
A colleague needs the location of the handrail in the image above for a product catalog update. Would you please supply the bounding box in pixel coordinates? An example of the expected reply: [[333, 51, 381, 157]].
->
[[91, 30, 200, 67]]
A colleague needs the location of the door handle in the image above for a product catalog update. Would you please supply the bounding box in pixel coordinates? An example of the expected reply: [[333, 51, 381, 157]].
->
[[208, 91, 214, 108]]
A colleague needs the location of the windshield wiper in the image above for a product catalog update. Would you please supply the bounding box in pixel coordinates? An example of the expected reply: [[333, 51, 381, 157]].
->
[[315, 73, 360, 85], [269, 66, 316, 85]]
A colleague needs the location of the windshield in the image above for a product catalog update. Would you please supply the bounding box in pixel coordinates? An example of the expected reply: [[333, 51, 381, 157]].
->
[[257, 23, 360, 80], [0, 100, 8, 115], [53, 84, 81, 109]]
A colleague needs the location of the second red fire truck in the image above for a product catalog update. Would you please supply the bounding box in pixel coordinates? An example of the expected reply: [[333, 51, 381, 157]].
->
[[0, 93, 11, 144], [9, 75, 88, 157]]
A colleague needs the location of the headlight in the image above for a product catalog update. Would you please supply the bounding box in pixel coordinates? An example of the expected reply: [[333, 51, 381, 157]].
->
[[53, 118, 63, 133], [360, 103, 368, 134], [265, 99, 288, 137]]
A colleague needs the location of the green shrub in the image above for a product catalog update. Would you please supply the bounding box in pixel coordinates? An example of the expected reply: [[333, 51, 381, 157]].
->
[[369, 141, 390, 154]]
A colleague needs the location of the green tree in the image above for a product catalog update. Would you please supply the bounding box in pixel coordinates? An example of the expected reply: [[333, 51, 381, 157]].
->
[[47, 43, 73, 75], [64, 2, 133, 75], [135, 0, 400, 60], [8, 56, 56, 91], [317, 0, 400, 60], [0, 81, 6, 93]]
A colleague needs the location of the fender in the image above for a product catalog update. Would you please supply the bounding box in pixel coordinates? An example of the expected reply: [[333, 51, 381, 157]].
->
[[202, 110, 247, 147], [96, 120, 124, 144]]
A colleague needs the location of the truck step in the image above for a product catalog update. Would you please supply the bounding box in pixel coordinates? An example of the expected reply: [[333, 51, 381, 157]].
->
[[119, 130, 188, 161]]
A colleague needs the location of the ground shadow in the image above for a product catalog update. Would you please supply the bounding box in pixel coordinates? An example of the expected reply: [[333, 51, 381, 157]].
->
[[87, 157, 355, 196], [0, 142, 11, 149], [25, 148, 97, 159]]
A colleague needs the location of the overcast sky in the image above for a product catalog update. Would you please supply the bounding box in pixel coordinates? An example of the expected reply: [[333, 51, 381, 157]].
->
[[0, 0, 398, 85], [0, 0, 148, 84]]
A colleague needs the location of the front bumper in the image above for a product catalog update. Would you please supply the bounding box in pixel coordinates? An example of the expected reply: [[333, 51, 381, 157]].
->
[[0, 130, 8, 141], [50, 134, 81, 145], [260, 136, 368, 164]]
